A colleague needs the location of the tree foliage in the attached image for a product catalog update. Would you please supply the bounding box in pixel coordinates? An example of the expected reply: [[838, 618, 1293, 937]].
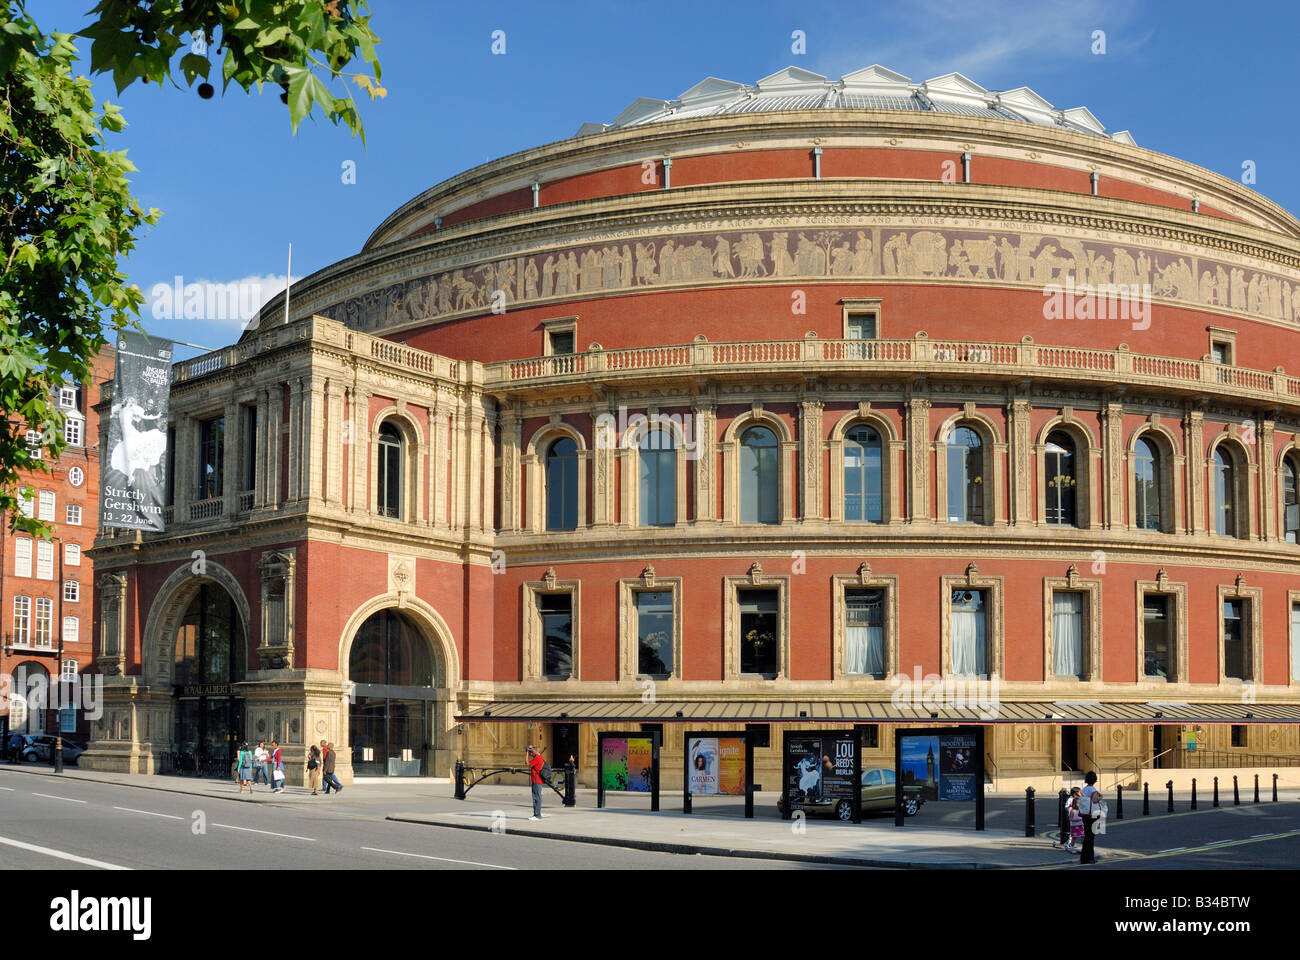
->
[[0, 1, 382, 538]]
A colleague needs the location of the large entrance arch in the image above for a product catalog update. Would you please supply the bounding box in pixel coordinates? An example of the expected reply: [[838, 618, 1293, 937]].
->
[[341, 599, 457, 778]]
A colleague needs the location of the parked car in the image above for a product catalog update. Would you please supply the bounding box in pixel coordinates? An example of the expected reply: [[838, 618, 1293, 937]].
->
[[777, 766, 925, 821], [20, 734, 84, 765]]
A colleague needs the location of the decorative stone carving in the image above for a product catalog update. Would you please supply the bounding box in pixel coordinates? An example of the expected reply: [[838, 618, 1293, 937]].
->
[[543, 567, 558, 589], [258, 549, 296, 669], [747, 561, 764, 584], [96, 571, 129, 676]]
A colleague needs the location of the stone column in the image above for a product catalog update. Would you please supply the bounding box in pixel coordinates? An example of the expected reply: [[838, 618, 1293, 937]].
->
[[799, 398, 824, 520], [350, 387, 371, 514], [593, 405, 617, 526], [499, 403, 521, 532], [906, 395, 931, 522], [1101, 401, 1125, 529], [221, 398, 239, 518], [1259, 419, 1275, 541], [1009, 398, 1032, 527], [692, 399, 716, 522], [1184, 408, 1205, 534], [304, 377, 327, 504]]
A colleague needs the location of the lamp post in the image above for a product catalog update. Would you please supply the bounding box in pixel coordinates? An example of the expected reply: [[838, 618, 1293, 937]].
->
[[53, 535, 64, 774]]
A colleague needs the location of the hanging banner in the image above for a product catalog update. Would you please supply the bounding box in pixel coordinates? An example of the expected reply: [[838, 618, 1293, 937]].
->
[[101, 331, 173, 531]]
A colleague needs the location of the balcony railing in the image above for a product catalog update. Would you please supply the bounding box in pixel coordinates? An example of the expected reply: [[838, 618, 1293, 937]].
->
[[188, 497, 223, 521]]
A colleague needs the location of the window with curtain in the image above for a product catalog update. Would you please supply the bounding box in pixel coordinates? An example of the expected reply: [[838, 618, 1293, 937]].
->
[[1052, 591, 1085, 678], [377, 422, 403, 519], [1223, 598, 1247, 679], [1134, 437, 1163, 531], [1044, 432, 1077, 526], [1143, 595, 1172, 679], [845, 588, 885, 677], [946, 426, 984, 523], [1213, 447, 1236, 537], [636, 590, 673, 677], [639, 429, 676, 526], [539, 593, 574, 679], [844, 425, 883, 522], [1284, 456, 1300, 543], [740, 426, 779, 524], [950, 589, 987, 676], [545, 437, 579, 531], [739, 589, 778, 676], [1291, 602, 1300, 683]]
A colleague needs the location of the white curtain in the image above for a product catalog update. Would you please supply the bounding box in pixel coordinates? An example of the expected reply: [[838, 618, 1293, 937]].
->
[[951, 596, 986, 676], [1053, 593, 1084, 678], [847, 625, 884, 676]]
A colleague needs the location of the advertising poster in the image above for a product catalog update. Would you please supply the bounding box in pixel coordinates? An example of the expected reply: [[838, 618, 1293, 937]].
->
[[783, 733, 856, 812], [601, 737, 629, 791], [938, 733, 977, 801], [626, 736, 654, 792], [717, 737, 746, 795], [101, 330, 174, 532], [899, 735, 941, 801], [687, 736, 747, 796]]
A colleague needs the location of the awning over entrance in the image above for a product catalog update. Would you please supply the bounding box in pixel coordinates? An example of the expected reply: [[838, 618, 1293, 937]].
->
[[455, 700, 1300, 724]]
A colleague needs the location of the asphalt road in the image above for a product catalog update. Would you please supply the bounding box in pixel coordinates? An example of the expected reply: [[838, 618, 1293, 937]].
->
[[0, 767, 818, 871]]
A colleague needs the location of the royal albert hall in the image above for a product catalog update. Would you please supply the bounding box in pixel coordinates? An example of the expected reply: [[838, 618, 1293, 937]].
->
[[84, 65, 1300, 788]]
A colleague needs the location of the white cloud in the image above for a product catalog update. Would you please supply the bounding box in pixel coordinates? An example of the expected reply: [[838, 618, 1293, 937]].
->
[[146, 272, 301, 334]]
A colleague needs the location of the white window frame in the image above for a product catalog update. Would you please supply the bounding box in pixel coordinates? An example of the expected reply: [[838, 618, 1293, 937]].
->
[[62, 616, 79, 645], [65, 503, 82, 525], [18, 490, 34, 517], [63, 580, 79, 602], [25, 429, 42, 459], [33, 597, 53, 647], [59, 386, 77, 409], [63, 417, 83, 446], [12, 596, 31, 646], [61, 658, 79, 681], [64, 542, 81, 566], [36, 540, 54, 580], [14, 537, 32, 578], [38, 490, 55, 521]]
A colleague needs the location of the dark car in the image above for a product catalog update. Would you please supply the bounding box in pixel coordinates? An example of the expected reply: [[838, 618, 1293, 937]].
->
[[777, 766, 925, 821], [20, 734, 84, 765]]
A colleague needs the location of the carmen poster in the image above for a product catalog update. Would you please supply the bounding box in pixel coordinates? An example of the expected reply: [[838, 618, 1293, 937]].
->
[[101, 330, 173, 532], [687, 736, 746, 796], [601, 736, 655, 792]]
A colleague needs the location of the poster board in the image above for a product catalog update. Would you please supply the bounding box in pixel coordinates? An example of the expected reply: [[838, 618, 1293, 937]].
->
[[780, 729, 861, 824], [683, 731, 753, 817], [894, 727, 985, 830], [597, 730, 661, 810]]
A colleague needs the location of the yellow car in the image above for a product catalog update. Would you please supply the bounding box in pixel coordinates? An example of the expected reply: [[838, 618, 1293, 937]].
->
[[778, 767, 925, 820]]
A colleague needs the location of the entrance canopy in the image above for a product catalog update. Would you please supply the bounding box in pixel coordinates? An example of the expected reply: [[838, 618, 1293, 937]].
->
[[455, 699, 1300, 724]]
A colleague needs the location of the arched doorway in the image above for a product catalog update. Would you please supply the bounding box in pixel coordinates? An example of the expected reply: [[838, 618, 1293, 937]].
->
[[10, 661, 48, 735], [348, 608, 439, 776], [171, 583, 246, 773]]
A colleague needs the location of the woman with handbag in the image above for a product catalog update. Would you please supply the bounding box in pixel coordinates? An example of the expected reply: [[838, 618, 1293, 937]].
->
[[236, 742, 254, 795], [306, 742, 322, 795]]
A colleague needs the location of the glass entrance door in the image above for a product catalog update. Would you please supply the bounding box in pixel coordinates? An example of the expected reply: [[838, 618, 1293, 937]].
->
[[348, 609, 439, 777]]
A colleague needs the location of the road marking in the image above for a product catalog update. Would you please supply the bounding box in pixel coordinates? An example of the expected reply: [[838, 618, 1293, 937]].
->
[[0, 834, 129, 870], [32, 792, 86, 804], [114, 806, 184, 821], [359, 846, 516, 870], [213, 823, 316, 842], [1158, 846, 1187, 853], [0, 786, 13, 791], [1251, 833, 1272, 838]]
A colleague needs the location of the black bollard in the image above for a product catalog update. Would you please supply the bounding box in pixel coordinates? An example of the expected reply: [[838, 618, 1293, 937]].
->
[[1167, 779, 1175, 813], [563, 761, 576, 807], [1274, 773, 1279, 802], [1212, 776, 1219, 807], [1233, 775, 1239, 806], [454, 759, 466, 800], [1191, 778, 1197, 810], [1143, 781, 1150, 816], [1116, 783, 1124, 820], [1254, 774, 1260, 803], [1025, 787, 1036, 838], [1057, 789, 1069, 847]]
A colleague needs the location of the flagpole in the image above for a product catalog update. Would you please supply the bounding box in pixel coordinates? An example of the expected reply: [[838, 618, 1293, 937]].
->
[[284, 243, 292, 326]]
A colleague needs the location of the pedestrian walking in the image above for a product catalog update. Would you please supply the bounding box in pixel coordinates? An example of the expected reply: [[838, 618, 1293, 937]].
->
[[253, 740, 270, 788], [236, 742, 255, 795], [1079, 771, 1105, 864], [306, 742, 322, 795], [321, 741, 343, 794], [6, 731, 22, 764], [526, 745, 546, 820], [1064, 786, 1083, 854], [270, 739, 285, 793]]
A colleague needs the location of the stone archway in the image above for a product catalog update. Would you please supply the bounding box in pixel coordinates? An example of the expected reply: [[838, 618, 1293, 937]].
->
[[337, 594, 460, 778]]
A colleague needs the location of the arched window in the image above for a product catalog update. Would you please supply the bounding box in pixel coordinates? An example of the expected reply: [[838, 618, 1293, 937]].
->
[[639, 429, 676, 527], [545, 437, 578, 531], [946, 426, 984, 524], [1284, 454, 1300, 543], [844, 425, 883, 522], [1133, 437, 1163, 531], [739, 426, 779, 524], [1213, 446, 1236, 537], [377, 422, 403, 519], [1044, 431, 1077, 526]]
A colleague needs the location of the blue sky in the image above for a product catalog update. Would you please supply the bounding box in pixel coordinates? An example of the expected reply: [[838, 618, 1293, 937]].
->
[[43, 0, 1300, 360]]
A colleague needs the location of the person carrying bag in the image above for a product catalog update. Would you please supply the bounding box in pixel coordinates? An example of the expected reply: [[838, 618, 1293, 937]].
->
[[270, 740, 285, 793]]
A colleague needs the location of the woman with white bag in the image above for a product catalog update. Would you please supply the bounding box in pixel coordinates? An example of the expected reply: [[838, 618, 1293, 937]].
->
[[270, 739, 286, 794]]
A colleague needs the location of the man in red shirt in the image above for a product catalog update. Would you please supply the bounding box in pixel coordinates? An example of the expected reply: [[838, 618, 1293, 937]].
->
[[527, 745, 545, 820]]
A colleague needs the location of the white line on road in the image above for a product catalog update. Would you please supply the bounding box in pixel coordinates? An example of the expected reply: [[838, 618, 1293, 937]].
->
[[1251, 833, 1273, 838], [0, 786, 13, 791], [213, 823, 316, 841], [1206, 839, 1235, 845], [114, 806, 184, 821], [1158, 846, 1187, 853], [359, 846, 516, 870], [0, 834, 130, 870], [32, 792, 86, 803]]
